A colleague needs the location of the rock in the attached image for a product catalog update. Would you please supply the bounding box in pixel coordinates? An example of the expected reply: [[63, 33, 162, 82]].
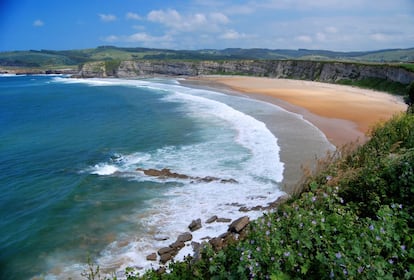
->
[[136, 167, 237, 184], [202, 176, 219, 182], [206, 215, 218, 223], [176, 232, 193, 243], [239, 206, 250, 212], [154, 234, 169, 241], [218, 232, 229, 239], [251, 205, 264, 211], [170, 241, 185, 251], [158, 247, 174, 256], [189, 218, 202, 232], [209, 237, 224, 251], [146, 253, 157, 261], [265, 195, 290, 210], [80, 60, 414, 86], [228, 216, 250, 233], [216, 218, 232, 223], [220, 178, 238, 184], [159, 253, 173, 264], [192, 241, 202, 262], [156, 267, 166, 274]]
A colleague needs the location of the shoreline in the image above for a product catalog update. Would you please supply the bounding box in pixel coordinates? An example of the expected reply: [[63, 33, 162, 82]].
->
[[180, 77, 335, 196], [183, 76, 407, 148]]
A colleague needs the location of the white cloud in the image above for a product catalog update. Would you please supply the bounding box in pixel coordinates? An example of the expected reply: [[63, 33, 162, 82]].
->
[[220, 30, 247, 40], [98, 0, 414, 50], [103, 35, 119, 43], [316, 32, 326, 41], [210, 13, 230, 24], [33, 20, 44, 27], [99, 14, 117, 22], [147, 9, 229, 33], [370, 33, 389, 42], [126, 12, 142, 20], [295, 35, 312, 43], [103, 32, 172, 44], [325, 26, 338, 34]]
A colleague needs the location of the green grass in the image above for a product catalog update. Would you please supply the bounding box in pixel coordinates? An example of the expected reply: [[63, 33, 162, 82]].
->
[[400, 63, 414, 73], [337, 77, 408, 96], [117, 113, 413, 280]]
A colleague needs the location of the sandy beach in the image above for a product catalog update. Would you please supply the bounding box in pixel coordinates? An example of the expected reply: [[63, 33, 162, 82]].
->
[[187, 76, 407, 147]]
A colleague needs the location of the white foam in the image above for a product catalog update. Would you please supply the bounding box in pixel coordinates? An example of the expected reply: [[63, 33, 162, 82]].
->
[[90, 163, 119, 175], [50, 77, 286, 278]]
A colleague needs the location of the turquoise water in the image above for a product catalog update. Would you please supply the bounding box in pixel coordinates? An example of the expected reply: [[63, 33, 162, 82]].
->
[[0, 75, 287, 279]]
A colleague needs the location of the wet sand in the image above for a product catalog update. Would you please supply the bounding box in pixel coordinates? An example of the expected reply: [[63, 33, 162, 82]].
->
[[181, 76, 407, 194], [187, 76, 407, 147]]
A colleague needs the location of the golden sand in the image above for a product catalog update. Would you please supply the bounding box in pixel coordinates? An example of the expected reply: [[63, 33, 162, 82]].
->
[[192, 76, 407, 147]]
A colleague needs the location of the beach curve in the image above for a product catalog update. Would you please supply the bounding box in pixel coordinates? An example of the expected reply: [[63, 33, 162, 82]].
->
[[186, 76, 407, 148]]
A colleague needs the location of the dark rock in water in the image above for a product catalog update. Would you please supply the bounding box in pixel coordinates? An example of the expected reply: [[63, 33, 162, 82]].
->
[[136, 167, 238, 184], [158, 247, 174, 256], [170, 241, 185, 251], [202, 176, 219, 182], [136, 168, 189, 179], [176, 232, 193, 243], [251, 205, 264, 211], [158, 246, 176, 264], [189, 218, 202, 232], [216, 218, 232, 223], [146, 253, 157, 261], [220, 178, 238, 184], [239, 206, 250, 212], [206, 215, 218, 223], [154, 234, 169, 241], [228, 216, 250, 233], [159, 253, 173, 264]]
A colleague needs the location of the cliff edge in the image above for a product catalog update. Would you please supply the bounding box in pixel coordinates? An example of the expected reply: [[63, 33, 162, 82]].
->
[[77, 60, 414, 87]]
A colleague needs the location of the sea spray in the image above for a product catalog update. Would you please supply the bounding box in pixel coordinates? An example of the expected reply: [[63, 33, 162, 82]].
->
[[0, 76, 332, 279]]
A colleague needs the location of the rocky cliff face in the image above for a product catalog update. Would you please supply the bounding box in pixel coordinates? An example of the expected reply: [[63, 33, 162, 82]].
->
[[78, 60, 414, 85]]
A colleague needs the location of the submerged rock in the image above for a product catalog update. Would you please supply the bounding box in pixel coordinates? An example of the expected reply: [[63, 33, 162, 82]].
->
[[176, 232, 193, 243], [146, 253, 157, 261], [206, 215, 218, 223], [136, 167, 238, 184], [189, 219, 202, 232]]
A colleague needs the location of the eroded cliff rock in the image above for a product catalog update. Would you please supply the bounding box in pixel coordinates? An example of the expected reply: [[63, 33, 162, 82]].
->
[[78, 60, 414, 85]]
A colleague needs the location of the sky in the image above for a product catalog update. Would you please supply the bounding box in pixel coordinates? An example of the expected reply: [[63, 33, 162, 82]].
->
[[0, 0, 413, 52]]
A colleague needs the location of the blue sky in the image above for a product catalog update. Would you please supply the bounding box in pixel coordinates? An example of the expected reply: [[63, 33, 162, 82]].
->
[[1, 0, 413, 52]]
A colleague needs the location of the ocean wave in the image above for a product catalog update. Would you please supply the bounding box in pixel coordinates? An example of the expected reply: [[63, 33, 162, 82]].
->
[[52, 77, 286, 277]]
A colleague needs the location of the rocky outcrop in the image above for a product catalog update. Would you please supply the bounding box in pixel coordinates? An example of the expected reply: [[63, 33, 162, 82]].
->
[[136, 167, 238, 184], [228, 216, 250, 233], [155, 232, 194, 264], [78, 60, 414, 86], [147, 213, 254, 266], [188, 219, 202, 232]]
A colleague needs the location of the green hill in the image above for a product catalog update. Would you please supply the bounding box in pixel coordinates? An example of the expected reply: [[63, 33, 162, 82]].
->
[[1, 46, 414, 69]]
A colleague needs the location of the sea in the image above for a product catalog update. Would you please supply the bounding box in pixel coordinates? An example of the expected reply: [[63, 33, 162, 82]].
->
[[0, 75, 333, 279]]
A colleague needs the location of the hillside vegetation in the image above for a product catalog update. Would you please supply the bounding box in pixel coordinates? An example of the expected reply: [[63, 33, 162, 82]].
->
[[1, 46, 414, 69], [112, 112, 413, 279]]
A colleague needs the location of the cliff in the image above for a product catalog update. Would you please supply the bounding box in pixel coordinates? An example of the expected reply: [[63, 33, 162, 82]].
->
[[77, 60, 414, 86]]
